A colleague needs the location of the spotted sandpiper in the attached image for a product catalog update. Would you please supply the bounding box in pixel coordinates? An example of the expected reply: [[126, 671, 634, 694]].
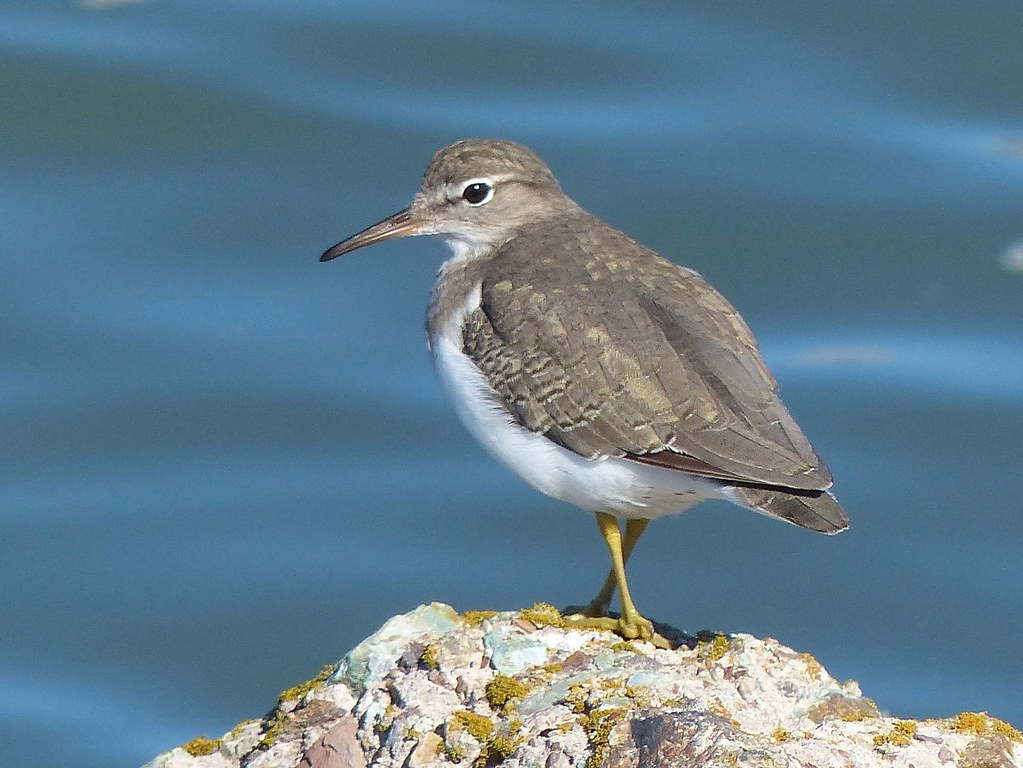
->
[[321, 139, 848, 647]]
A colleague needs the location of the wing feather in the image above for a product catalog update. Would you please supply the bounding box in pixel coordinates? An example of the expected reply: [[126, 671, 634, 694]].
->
[[460, 212, 832, 491]]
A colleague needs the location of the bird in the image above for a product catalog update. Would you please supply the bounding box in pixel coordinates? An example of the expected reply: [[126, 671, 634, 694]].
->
[[320, 139, 848, 648]]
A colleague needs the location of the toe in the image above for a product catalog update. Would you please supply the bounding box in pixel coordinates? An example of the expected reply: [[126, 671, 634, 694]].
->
[[618, 615, 654, 641]]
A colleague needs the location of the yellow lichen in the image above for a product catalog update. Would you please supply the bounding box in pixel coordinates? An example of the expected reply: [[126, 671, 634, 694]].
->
[[708, 700, 734, 721], [624, 685, 651, 706], [952, 711, 990, 736], [181, 736, 221, 756], [375, 704, 398, 734], [807, 693, 879, 724], [420, 643, 440, 670], [477, 735, 516, 766], [519, 602, 564, 628], [699, 634, 730, 661], [581, 708, 626, 768], [276, 664, 335, 704], [485, 675, 529, 713], [662, 696, 690, 710], [609, 640, 643, 654], [227, 719, 260, 740], [840, 710, 874, 722], [256, 664, 337, 750], [258, 720, 283, 750], [873, 720, 917, 747], [453, 710, 496, 741], [994, 719, 1023, 743], [449, 710, 523, 767], [462, 610, 499, 627], [445, 742, 467, 763], [565, 683, 588, 714], [951, 711, 1023, 743], [798, 652, 823, 680], [771, 727, 791, 742]]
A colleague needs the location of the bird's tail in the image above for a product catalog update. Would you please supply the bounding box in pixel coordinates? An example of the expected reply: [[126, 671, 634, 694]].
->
[[727, 485, 849, 534]]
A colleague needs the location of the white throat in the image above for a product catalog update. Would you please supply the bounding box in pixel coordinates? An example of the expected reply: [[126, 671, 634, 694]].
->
[[439, 235, 491, 268]]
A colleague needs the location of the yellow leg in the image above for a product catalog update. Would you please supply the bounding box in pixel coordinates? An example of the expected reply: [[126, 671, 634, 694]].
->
[[585, 517, 649, 617], [593, 512, 648, 638], [564, 513, 668, 648]]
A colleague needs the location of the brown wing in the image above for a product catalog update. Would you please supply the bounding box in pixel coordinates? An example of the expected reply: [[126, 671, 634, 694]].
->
[[460, 212, 832, 492]]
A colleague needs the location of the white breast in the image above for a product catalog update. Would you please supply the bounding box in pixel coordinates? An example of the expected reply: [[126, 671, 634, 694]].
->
[[429, 280, 726, 520]]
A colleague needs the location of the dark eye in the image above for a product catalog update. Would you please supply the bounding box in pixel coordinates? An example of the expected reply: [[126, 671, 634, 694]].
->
[[461, 181, 493, 206]]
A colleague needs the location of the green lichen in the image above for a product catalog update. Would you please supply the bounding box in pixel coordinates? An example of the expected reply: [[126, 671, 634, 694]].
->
[[462, 610, 499, 627], [420, 643, 440, 670], [181, 736, 221, 756], [519, 602, 564, 628], [873, 720, 917, 747], [485, 675, 529, 713]]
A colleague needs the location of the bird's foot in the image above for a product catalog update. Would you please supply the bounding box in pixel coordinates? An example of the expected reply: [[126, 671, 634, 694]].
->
[[562, 611, 672, 650]]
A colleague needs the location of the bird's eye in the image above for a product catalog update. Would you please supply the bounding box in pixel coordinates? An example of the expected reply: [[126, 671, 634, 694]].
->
[[461, 181, 493, 206]]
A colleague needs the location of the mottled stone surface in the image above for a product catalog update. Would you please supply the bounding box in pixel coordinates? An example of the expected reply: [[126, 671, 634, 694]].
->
[[144, 603, 1022, 768]]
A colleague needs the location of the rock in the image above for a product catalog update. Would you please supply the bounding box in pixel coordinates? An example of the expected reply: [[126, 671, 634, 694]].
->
[[295, 716, 366, 768], [143, 602, 1023, 768]]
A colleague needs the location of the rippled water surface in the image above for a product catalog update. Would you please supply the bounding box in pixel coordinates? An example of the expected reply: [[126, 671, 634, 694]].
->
[[2, 3, 1022, 766]]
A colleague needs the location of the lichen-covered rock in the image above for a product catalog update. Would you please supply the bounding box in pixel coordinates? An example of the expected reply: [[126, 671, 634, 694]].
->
[[144, 602, 1023, 768]]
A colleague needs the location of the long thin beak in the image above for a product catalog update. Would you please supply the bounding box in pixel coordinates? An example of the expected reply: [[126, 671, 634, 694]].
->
[[320, 208, 425, 262]]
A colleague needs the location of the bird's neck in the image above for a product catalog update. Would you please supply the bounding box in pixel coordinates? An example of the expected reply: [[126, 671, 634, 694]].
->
[[426, 237, 493, 348], [438, 233, 502, 270]]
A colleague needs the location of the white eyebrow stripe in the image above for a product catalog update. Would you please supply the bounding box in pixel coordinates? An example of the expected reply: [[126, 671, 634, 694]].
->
[[445, 174, 519, 199]]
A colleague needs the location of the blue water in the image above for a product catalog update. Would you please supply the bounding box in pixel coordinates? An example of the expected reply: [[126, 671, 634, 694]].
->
[[2, 3, 1021, 766]]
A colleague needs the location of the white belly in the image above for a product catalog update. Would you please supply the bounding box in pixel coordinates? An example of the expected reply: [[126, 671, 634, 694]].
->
[[429, 281, 726, 519]]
